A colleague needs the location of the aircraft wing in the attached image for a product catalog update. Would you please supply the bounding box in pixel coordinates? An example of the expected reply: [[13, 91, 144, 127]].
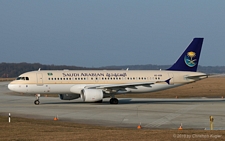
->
[[85, 78, 171, 93], [95, 82, 155, 89]]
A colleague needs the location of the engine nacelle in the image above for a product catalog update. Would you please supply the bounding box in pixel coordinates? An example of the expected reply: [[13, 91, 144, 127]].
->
[[59, 94, 80, 100], [81, 89, 103, 102]]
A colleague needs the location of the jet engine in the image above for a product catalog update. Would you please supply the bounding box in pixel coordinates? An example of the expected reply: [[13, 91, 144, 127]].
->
[[59, 94, 80, 100], [81, 89, 103, 102]]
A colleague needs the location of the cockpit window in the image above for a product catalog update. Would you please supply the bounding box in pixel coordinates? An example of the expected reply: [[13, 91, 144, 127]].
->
[[16, 77, 29, 81], [16, 77, 24, 80]]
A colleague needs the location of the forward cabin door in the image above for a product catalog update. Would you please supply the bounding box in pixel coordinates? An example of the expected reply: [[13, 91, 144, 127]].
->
[[168, 73, 174, 85], [37, 73, 43, 86]]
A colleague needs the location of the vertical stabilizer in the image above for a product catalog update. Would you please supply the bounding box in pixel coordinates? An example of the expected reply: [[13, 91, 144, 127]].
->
[[167, 38, 204, 72]]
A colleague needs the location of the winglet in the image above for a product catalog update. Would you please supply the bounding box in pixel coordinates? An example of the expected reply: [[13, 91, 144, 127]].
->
[[167, 38, 204, 72]]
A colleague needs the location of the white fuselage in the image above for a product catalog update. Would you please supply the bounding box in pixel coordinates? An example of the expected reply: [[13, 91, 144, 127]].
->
[[7, 38, 207, 104], [8, 70, 207, 95]]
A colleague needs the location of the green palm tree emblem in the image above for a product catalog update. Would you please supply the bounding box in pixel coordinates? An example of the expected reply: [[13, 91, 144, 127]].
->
[[184, 51, 197, 67]]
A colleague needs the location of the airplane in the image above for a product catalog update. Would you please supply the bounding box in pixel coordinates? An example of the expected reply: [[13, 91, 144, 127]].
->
[[8, 38, 208, 105]]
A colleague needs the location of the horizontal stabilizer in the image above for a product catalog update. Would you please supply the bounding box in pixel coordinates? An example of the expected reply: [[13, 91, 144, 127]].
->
[[185, 74, 208, 80]]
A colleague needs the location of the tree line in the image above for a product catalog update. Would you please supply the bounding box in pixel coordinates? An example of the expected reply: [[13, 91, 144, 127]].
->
[[0, 62, 224, 78], [0, 62, 97, 78]]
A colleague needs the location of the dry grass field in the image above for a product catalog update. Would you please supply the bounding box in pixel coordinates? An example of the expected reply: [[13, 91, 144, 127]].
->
[[0, 116, 225, 141], [0, 78, 15, 82], [1, 77, 225, 140]]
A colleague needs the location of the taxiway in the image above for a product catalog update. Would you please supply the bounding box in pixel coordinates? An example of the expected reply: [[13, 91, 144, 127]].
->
[[0, 82, 225, 129]]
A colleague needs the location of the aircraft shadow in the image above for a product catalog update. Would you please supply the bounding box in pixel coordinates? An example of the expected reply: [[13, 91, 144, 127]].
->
[[117, 98, 225, 105], [40, 98, 225, 105]]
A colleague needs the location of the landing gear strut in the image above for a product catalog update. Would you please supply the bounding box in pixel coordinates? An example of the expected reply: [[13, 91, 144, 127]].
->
[[110, 98, 118, 104], [34, 94, 40, 105]]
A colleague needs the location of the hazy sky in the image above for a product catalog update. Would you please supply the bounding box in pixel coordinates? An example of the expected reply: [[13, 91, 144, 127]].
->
[[0, 1, 224, 67]]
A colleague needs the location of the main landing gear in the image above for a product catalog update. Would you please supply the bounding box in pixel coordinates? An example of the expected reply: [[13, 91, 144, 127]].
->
[[110, 98, 118, 104], [34, 94, 40, 105]]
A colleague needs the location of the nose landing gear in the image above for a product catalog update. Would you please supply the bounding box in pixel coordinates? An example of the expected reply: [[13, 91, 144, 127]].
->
[[34, 94, 40, 105]]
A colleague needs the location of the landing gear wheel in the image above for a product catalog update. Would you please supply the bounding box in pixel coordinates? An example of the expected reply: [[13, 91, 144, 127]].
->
[[110, 98, 118, 104], [34, 94, 41, 105], [34, 100, 40, 105]]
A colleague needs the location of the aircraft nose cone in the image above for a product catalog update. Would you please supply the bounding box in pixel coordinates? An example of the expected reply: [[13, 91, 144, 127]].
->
[[8, 83, 14, 91]]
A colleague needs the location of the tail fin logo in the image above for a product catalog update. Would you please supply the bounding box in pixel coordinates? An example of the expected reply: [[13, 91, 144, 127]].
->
[[184, 51, 197, 67]]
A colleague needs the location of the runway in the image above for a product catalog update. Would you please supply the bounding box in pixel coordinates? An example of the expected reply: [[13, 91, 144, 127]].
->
[[1, 81, 225, 129]]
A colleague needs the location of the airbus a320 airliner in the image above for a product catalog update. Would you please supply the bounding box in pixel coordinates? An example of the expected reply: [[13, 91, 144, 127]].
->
[[8, 38, 207, 105]]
